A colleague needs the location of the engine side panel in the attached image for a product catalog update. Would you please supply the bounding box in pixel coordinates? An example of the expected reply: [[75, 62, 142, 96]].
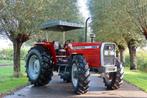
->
[[69, 42, 102, 68]]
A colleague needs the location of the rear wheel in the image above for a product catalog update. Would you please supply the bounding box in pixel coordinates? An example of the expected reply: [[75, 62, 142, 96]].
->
[[26, 45, 53, 86], [103, 58, 124, 90], [71, 55, 90, 94]]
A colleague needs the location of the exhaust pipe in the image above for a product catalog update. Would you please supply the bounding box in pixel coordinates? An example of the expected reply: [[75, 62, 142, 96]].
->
[[85, 17, 90, 42]]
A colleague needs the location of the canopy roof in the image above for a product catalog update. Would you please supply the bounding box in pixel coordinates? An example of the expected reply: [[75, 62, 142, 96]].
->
[[40, 20, 84, 31]]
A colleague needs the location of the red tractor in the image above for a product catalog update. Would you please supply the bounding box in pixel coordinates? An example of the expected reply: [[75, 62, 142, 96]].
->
[[26, 20, 124, 94]]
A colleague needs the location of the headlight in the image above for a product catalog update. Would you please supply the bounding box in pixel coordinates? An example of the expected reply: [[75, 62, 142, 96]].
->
[[104, 50, 115, 56]]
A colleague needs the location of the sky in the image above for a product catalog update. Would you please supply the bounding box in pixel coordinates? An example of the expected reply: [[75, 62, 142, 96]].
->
[[0, 37, 12, 49], [77, 0, 91, 21], [77, 0, 92, 41]]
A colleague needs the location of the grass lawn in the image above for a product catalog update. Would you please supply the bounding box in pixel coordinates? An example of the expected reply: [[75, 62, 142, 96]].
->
[[0, 60, 25, 65], [0, 60, 13, 65], [124, 67, 147, 92], [0, 60, 28, 94]]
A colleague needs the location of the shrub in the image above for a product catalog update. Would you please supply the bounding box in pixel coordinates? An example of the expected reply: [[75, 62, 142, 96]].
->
[[0, 48, 13, 60], [20, 48, 28, 60], [125, 49, 147, 72], [0, 48, 28, 60], [124, 54, 130, 67]]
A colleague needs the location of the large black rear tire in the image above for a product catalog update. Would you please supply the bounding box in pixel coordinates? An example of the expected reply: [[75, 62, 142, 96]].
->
[[103, 58, 124, 90], [71, 55, 90, 94], [26, 45, 53, 86]]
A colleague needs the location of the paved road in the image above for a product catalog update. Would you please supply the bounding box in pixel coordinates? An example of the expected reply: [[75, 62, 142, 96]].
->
[[4, 73, 147, 98]]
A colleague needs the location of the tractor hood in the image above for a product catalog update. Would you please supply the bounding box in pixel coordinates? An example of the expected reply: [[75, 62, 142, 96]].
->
[[70, 42, 102, 50], [68, 42, 116, 68]]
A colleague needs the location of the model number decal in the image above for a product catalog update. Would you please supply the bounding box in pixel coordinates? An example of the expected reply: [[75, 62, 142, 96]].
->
[[73, 46, 99, 50]]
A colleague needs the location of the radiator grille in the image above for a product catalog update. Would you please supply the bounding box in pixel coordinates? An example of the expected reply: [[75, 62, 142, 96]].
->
[[104, 56, 115, 65], [103, 44, 115, 66]]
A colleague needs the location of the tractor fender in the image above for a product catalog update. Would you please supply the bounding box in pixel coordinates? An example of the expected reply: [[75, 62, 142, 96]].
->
[[35, 42, 57, 64]]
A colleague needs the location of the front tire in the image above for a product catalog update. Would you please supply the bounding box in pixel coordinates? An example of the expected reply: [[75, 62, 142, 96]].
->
[[71, 55, 90, 94], [103, 58, 124, 90], [26, 45, 53, 86]]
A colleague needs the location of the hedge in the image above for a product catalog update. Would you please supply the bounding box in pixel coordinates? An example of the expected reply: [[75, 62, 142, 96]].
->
[[0, 48, 28, 60]]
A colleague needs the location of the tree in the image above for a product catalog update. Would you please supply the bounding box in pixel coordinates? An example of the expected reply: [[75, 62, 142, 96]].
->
[[25, 0, 84, 45], [88, 0, 127, 64], [127, 0, 147, 39], [117, 0, 146, 70], [88, 0, 146, 69], [0, 0, 80, 77], [41, 0, 83, 43]]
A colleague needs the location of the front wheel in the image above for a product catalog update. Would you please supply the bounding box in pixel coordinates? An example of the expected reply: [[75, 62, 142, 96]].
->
[[103, 58, 124, 90], [71, 55, 90, 94]]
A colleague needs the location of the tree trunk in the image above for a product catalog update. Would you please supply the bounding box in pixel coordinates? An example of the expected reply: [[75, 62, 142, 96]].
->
[[128, 44, 137, 70], [119, 48, 125, 66], [13, 41, 22, 77]]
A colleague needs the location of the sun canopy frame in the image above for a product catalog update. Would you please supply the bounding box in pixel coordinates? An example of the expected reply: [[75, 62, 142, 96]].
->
[[40, 20, 84, 32]]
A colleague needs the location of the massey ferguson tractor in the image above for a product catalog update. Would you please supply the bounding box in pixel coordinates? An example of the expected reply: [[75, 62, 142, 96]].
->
[[25, 20, 124, 94]]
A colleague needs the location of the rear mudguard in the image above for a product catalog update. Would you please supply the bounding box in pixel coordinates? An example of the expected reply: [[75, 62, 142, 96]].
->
[[35, 42, 57, 64]]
